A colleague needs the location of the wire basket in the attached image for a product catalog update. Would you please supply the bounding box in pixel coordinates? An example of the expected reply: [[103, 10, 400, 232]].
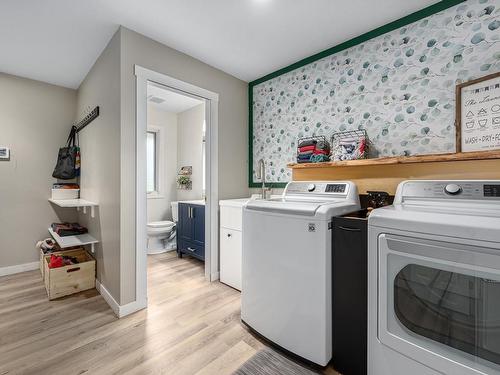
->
[[296, 135, 331, 164], [330, 130, 368, 161]]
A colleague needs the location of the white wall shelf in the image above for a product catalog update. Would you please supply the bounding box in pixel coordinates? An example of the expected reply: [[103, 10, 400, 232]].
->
[[48, 227, 99, 253], [48, 199, 98, 218]]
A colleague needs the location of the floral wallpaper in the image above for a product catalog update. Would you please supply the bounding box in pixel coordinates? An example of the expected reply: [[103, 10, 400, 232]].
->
[[252, 0, 500, 183]]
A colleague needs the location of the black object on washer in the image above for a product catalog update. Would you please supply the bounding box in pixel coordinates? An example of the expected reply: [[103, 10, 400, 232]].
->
[[332, 210, 368, 375]]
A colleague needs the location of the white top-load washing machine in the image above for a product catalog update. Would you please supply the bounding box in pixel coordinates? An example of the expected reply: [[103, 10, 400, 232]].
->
[[368, 180, 500, 375], [242, 181, 360, 366]]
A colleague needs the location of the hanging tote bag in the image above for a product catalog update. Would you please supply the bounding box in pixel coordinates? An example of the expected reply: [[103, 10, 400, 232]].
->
[[74, 129, 81, 177], [52, 126, 79, 180]]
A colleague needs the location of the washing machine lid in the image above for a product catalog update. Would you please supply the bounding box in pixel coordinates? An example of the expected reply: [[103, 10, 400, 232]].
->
[[245, 198, 359, 217], [245, 181, 360, 217], [245, 198, 328, 216]]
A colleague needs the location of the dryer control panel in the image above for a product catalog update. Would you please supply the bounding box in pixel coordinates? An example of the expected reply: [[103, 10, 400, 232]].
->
[[398, 180, 500, 202]]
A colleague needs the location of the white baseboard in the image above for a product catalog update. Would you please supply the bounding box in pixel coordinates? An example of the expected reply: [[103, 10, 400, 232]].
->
[[95, 279, 147, 318], [95, 279, 120, 316], [0, 261, 39, 277], [119, 298, 148, 318], [211, 271, 220, 282]]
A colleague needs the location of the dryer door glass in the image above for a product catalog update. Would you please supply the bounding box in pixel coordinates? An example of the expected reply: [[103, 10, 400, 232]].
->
[[394, 264, 500, 366]]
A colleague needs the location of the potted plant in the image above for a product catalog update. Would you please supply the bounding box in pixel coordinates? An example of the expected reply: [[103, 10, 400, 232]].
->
[[177, 175, 192, 190]]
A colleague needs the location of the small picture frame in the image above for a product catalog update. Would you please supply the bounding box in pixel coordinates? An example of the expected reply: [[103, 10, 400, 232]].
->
[[456, 72, 500, 153], [177, 175, 192, 190], [0, 147, 10, 160], [179, 166, 192, 175]]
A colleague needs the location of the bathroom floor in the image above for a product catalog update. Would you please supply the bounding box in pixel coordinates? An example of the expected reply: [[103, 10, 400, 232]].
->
[[0, 253, 341, 374]]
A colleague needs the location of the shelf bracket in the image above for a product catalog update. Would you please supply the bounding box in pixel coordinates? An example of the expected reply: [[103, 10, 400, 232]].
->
[[76, 205, 95, 218], [90, 243, 95, 253]]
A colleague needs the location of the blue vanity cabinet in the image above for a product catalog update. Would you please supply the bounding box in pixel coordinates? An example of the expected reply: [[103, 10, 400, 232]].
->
[[177, 203, 205, 261]]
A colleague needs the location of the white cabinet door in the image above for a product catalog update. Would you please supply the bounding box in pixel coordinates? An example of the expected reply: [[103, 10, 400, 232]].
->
[[220, 227, 242, 291]]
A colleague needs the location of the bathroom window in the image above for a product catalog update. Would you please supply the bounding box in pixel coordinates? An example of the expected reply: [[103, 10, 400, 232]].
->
[[147, 130, 158, 194]]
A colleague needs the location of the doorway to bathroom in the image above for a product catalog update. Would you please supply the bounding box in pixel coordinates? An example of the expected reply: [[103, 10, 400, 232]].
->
[[135, 66, 219, 310], [146, 82, 205, 253]]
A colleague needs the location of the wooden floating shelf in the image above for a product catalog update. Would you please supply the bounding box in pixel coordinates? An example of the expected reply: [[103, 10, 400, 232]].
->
[[48, 199, 98, 218], [48, 228, 99, 253], [288, 150, 500, 169]]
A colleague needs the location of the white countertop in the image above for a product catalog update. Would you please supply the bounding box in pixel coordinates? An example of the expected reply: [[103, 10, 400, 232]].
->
[[219, 198, 253, 207], [219, 194, 283, 207], [178, 199, 205, 206]]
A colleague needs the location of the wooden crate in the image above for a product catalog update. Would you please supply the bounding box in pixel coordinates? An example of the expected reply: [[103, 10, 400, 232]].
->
[[39, 246, 82, 278], [43, 249, 96, 300]]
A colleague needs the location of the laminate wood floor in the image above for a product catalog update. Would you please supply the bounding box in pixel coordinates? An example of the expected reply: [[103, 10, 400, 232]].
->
[[0, 252, 340, 375]]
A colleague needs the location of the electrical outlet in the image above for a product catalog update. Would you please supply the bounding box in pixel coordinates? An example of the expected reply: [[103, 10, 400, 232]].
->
[[0, 147, 10, 160]]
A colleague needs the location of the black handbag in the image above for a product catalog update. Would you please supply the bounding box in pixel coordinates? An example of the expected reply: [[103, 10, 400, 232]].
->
[[52, 126, 79, 180]]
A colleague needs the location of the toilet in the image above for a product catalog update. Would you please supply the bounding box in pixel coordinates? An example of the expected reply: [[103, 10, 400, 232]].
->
[[146, 202, 179, 254]]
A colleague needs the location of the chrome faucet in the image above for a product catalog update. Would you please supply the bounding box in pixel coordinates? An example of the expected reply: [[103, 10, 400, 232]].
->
[[256, 159, 271, 200]]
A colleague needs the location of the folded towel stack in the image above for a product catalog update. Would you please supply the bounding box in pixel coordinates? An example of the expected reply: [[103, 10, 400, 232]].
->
[[297, 138, 331, 163], [51, 222, 88, 237], [310, 154, 331, 163]]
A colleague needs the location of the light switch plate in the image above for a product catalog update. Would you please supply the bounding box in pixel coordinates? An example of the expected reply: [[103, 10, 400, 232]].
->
[[0, 147, 10, 160]]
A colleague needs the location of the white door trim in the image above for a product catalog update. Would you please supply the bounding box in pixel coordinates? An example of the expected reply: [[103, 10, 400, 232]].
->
[[134, 65, 220, 309], [136, 66, 219, 102]]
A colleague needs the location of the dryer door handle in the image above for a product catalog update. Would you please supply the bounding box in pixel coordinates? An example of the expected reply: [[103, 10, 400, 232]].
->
[[338, 226, 361, 232]]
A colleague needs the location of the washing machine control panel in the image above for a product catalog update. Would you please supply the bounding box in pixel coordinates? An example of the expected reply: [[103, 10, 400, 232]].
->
[[285, 182, 348, 195], [401, 181, 500, 200]]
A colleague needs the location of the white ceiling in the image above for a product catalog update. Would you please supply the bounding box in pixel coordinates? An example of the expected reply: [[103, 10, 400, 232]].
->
[[147, 84, 203, 113], [0, 0, 439, 89]]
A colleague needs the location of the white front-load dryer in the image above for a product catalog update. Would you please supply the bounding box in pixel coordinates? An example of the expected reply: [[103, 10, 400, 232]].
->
[[242, 181, 360, 366], [368, 180, 500, 375]]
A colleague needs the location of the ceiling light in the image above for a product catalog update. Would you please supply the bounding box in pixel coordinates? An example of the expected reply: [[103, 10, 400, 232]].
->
[[148, 96, 165, 104]]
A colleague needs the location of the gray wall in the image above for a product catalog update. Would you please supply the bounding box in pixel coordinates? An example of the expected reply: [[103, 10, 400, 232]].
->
[[0, 73, 77, 268], [76, 31, 122, 302], [119, 26, 249, 304], [68, 26, 249, 304], [177, 103, 205, 202]]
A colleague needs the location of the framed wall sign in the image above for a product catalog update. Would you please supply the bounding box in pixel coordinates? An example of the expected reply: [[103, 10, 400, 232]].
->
[[456, 72, 500, 153]]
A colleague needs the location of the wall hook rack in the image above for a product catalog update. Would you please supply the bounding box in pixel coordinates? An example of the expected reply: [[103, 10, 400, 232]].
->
[[75, 106, 99, 133]]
